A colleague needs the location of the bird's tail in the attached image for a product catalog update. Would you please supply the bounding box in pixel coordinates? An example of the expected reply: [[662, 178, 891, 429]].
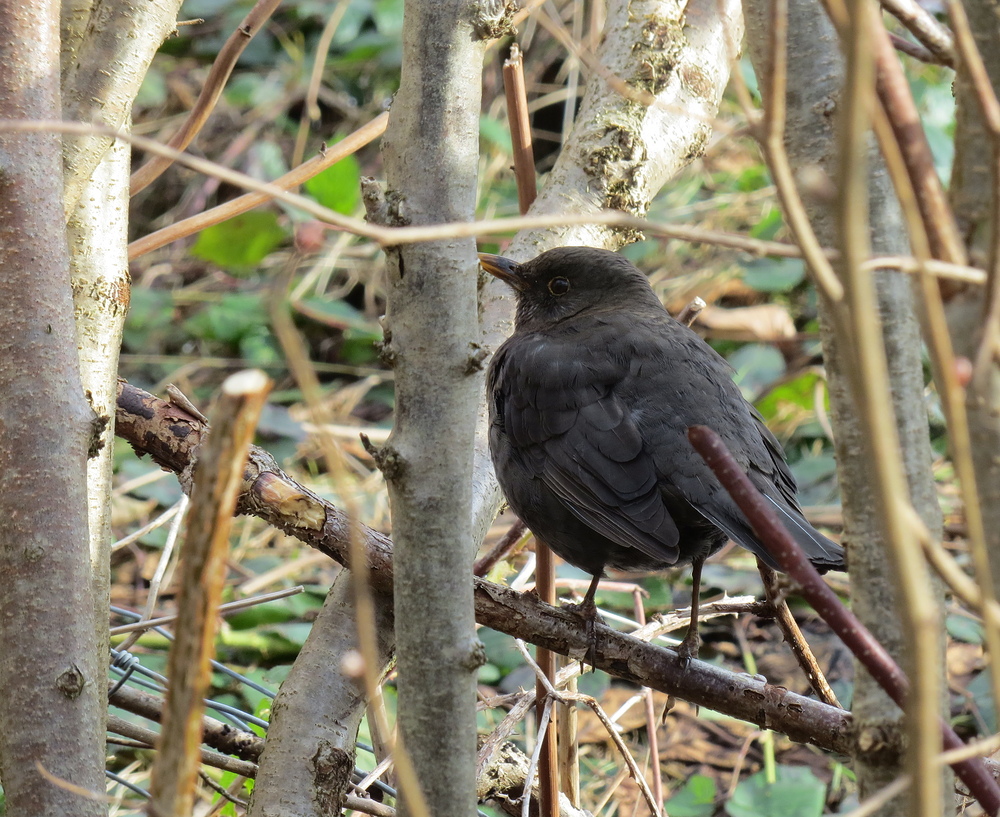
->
[[765, 496, 846, 573]]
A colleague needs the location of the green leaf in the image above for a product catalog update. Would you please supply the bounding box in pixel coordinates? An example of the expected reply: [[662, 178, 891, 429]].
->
[[729, 344, 786, 398], [192, 211, 288, 271], [754, 371, 821, 421], [304, 151, 361, 214], [668, 774, 717, 817], [947, 613, 985, 645], [742, 257, 805, 292], [968, 671, 997, 732], [184, 293, 269, 345], [725, 766, 826, 817], [749, 206, 783, 241]]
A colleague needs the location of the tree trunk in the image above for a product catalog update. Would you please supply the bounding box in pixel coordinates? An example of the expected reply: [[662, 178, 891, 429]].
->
[[248, 571, 395, 817], [374, 2, 503, 814], [744, 3, 948, 813], [949, 0, 1000, 595], [0, 2, 105, 813]]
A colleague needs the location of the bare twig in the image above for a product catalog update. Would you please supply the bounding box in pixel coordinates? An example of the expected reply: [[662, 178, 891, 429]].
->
[[632, 591, 664, 813], [561, 692, 662, 817], [130, 0, 284, 194], [757, 563, 841, 707], [888, 32, 940, 65], [109, 683, 264, 762], [870, 10, 966, 263], [522, 697, 554, 817], [129, 113, 388, 258], [687, 424, 1000, 815], [110, 586, 304, 635], [503, 45, 537, 215], [676, 296, 706, 326], [107, 716, 258, 778], [291, 1, 351, 168], [148, 370, 271, 817], [474, 519, 528, 577], [879, 0, 955, 66], [745, 0, 846, 306]]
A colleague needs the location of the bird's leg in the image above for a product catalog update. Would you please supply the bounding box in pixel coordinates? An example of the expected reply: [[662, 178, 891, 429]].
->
[[677, 557, 705, 663], [571, 573, 603, 669]]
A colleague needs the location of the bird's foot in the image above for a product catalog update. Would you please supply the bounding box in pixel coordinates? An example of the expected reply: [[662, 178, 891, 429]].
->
[[564, 596, 603, 670], [676, 627, 701, 665]]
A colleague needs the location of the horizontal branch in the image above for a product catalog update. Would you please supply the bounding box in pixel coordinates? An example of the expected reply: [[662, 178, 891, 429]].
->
[[115, 381, 857, 756]]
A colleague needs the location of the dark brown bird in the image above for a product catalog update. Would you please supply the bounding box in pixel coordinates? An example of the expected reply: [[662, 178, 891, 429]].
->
[[481, 246, 844, 659]]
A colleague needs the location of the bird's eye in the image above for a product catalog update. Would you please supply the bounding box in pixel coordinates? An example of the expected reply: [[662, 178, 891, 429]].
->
[[548, 277, 570, 296]]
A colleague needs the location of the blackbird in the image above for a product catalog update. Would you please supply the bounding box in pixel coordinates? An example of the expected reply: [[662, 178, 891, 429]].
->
[[481, 246, 845, 659]]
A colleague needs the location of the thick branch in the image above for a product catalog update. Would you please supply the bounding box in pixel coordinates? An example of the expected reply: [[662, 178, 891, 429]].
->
[[115, 381, 857, 756], [0, 2, 104, 812]]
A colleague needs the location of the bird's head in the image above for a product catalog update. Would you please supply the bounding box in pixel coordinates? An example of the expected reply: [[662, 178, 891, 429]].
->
[[479, 246, 663, 330]]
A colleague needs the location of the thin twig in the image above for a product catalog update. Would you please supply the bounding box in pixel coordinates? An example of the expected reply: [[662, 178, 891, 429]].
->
[[148, 370, 271, 817], [561, 692, 662, 817], [632, 590, 664, 813], [869, 9, 966, 263], [687, 424, 1000, 815], [522, 696, 554, 817], [291, 1, 351, 168], [108, 716, 257, 778], [473, 518, 528, 577], [878, 0, 955, 66], [110, 586, 304, 635], [129, 113, 388, 258], [503, 44, 537, 215], [888, 32, 940, 65], [130, 0, 284, 194], [118, 494, 189, 651], [676, 296, 706, 327], [757, 563, 841, 707], [749, 0, 846, 306]]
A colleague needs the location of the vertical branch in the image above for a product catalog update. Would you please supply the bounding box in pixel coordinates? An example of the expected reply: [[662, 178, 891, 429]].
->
[[0, 1, 105, 813], [744, 0, 949, 810], [149, 371, 270, 817], [503, 41, 559, 817], [374, 2, 506, 815], [865, 6, 1000, 723], [248, 571, 396, 817], [60, 0, 183, 216], [836, 8, 942, 816]]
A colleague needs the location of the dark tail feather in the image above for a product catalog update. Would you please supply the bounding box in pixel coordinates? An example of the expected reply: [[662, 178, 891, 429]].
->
[[765, 496, 846, 572]]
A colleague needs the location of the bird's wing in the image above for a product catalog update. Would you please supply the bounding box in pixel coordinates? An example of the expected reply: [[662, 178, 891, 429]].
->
[[493, 336, 681, 563], [636, 333, 844, 570]]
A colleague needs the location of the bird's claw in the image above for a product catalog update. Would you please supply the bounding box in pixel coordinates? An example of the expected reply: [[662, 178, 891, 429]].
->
[[676, 627, 701, 666]]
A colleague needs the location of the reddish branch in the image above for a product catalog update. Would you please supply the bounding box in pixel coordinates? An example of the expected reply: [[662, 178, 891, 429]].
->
[[687, 424, 1000, 816]]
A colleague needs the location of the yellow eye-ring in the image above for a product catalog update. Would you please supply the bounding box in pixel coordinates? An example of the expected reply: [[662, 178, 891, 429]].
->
[[548, 276, 570, 295]]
